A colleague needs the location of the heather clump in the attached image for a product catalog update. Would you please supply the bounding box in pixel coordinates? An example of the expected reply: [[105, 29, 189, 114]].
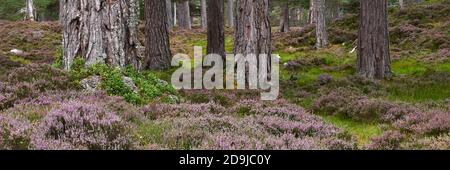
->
[[31, 100, 135, 150], [0, 114, 31, 150], [138, 100, 356, 150]]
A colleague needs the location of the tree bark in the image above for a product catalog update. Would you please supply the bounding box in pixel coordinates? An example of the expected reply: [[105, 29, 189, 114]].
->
[[201, 0, 207, 30], [25, 0, 35, 21], [60, 0, 141, 70], [357, 0, 391, 79], [177, 0, 191, 29], [234, 0, 271, 60], [399, 0, 405, 10], [207, 0, 225, 58], [166, 0, 173, 28], [309, 0, 316, 24], [226, 0, 234, 28], [144, 0, 172, 70], [325, 0, 340, 23], [315, 0, 328, 48], [279, 1, 290, 32]]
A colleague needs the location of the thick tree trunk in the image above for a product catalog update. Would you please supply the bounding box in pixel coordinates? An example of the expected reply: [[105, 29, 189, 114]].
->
[[315, 0, 328, 48], [60, 0, 141, 70], [226, 0, 234, 28], [207, 0, 225, 58], [177, 0, 191, 29], [279, 2, 290, 32], [25, 0, 35, 21], [166, 0, 173, 28], [234, 0, 271, 59], [358, 0, 391, 79], [201, 0, 207, 30], [144, 0, 172, 70]]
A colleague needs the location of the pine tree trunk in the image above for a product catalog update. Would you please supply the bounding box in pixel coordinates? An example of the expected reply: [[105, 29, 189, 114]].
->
[[358, 0, 391, 79], [309, 0, 317, 24], [207, 0, 225, 58], [201, 0, 207, 30], [325, 0, 340, 23], [234, 0, 271, 60], [399, 0, 405, 10], [144, 0, 172, 70], [60, 0, 141, 70], [279, 2, 290, 32], [315, 0, 328, 48], [25, 0, 35, 21], [226, 0, 234, 28], [177, 0, 191, 29], [166, 0, 173, 28]]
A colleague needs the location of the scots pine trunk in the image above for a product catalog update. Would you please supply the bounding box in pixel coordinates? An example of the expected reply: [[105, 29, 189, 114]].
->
[[325, 0, 340, 23], [166, 0, 173, 28], [399, 0, 405, 10], [279, 2, 290, 32], [25, 0, 35, 21], [60, 0, 141, 70], [309, 0, 316, 24], [234, 0, 271, 59], [357, 0, 391, 79], [226, 0, 234, 28], [315, 0, 328, 48], [207, 0, 225, 58], [144, 0, 172, 70], [201, 0, 207, 30], [177, 0, 191, 29]]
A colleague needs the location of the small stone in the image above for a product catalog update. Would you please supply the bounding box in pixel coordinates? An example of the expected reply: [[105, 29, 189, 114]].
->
[[80, 76, 102, 92], [123, 76, 138, 93], [10, 49, 24, 56]]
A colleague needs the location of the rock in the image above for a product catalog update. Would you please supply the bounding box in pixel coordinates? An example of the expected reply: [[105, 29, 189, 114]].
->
[[80, 76, 102, 92], [167, 94, 180, 103], [123, 76, 138, 93], [10, 49, 24, 56], [80, 76, 138, 93]]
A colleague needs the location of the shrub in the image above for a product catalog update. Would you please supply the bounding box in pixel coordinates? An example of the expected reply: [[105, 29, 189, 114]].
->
[[366, 131, 405, 150], [0, 114, 31, 150], [31, 101, 135, 150]]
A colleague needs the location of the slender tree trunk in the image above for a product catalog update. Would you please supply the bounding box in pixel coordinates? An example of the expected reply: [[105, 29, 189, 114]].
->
[[234, 0, 271, 60], [143, 0, 172, 70], [177, 0, 191, 29], [60, 0, 141, 70], [279, 1, 290, 32], [201, 0, 207, 30], [226, 0, 234, 28], [399, 0, 404, 10], [325, 0, 340, 23], [25, 0, 35, 21], [358, 0, 391, 79], [166, 0, 173, 28], [309, 0, 317, 24], [207, 0, 225, 58], [315, 0, 328, 48]]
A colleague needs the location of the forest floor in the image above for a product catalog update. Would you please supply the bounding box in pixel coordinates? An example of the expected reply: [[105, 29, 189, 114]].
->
[[0, 1, 449, 150]]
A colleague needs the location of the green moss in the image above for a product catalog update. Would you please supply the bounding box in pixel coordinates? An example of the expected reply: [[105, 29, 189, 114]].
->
[[321, 115, 382, 146], [8, 56, 30, 65]]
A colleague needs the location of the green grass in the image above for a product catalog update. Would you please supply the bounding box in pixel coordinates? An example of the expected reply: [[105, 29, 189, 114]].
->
[[136, 121, 167, 146], [8, 56, 30, 65], [321, 115, 383, 146]]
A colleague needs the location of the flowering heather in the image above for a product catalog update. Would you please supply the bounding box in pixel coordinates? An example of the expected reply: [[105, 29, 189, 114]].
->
[[366, 131, 405, 150], [140, 100, 356, 150], [31, 100, 134, 150], [394, 110, 450, 135], [0, 114, 31, 150]]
